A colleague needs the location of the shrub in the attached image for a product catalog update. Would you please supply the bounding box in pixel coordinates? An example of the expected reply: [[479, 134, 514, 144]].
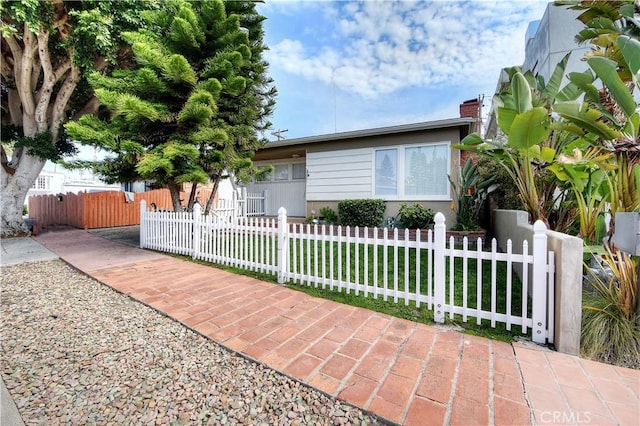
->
[[581, 249, 640, 368], [22, 204, 28, 216], [319, 206, 337, 224], [338, 199, 385, 227], [449, 158, 498, 231], [476, 156, 521, 210], [396, 203, 434, 229]]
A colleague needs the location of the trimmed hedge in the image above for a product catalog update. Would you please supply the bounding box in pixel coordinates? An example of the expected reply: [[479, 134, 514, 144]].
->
[[338, 199, 386, 227], [396, 202, 435, 229]]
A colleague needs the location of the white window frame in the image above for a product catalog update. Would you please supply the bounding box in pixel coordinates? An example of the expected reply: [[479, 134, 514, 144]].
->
[[33, 176, 48, 190], [372, 142, 451, 201], [254, 160, 306, 183]]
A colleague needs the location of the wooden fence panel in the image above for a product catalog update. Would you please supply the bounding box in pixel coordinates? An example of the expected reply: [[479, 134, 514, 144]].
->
[[28, 188, 227, 233]]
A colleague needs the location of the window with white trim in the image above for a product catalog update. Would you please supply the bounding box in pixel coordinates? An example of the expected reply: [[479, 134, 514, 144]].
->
[[274, 164, 289, 181], [255, 163, 306, 182], [292, 163, 306, 180], [32, 176, 48, 190], [374, 143, 450, 199], [374, 149, 397, 195]]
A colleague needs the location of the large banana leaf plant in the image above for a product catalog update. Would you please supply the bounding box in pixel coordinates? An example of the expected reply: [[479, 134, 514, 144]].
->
[[455, 54, 582, 227], [459, 1, 639, 244], [551, 0, 640, 241]]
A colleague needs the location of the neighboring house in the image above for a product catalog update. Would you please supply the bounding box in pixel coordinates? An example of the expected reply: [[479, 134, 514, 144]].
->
[[25, 167, 121, 206], [486, 4, 588, 137], [245, 99, 479, 224], [26, 169, 66, 203], [521, 4, 589, 84]]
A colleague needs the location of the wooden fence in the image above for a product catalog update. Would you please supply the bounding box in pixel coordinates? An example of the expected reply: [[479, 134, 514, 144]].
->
[[140, 203, 556, 344], [28, 188, 214, 234]]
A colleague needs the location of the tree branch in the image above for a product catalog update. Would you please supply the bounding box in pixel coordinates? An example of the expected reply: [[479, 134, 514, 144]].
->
[[8, 89, 22, 126], [1, 145, 16, 175], [50, 63, 81, 142], [54, 60, 71, 82], [72, 97, 101, 121], [35, 30, 55, 133], [3, 34, 22, 75], [19, 24, 37, 122], [1, 52, 13, 80]]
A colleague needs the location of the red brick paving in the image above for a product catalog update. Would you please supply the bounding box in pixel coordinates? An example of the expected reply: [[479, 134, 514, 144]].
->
[[35, 228, 640, 426]]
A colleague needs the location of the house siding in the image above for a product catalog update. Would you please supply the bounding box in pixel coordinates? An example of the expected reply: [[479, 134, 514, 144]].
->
[[306, 148, 372, 201], [248, 180, 306, 216], [248, 159, 307, 216]]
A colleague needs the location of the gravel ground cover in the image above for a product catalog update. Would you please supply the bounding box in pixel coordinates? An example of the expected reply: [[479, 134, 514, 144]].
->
[[1, 260, 382, 425]]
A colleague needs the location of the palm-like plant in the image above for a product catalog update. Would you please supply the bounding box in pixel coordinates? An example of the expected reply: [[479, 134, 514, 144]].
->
[[448, 158, 498, 231], [555, 0, 639, 217], [456, 54, 582, 227], [583, 247, 639, 367]]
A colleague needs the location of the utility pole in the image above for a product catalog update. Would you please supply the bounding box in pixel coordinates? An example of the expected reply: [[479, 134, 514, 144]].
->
[[271, 129, 288, 141]]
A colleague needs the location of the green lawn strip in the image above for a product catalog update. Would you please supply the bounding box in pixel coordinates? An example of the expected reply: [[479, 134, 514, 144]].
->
[[170, 235, 530, 342]]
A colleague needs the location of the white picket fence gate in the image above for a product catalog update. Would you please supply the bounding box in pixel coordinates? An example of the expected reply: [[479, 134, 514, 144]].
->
[[140, 202, 555, 344], [242, 188, 267, 217], [215, 188, 266, 221]]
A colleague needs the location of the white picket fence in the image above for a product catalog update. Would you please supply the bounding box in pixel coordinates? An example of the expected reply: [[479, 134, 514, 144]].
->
[[140, 202, 555, 344], [238, 188, 267, 217], [214, 188, 267, 221]]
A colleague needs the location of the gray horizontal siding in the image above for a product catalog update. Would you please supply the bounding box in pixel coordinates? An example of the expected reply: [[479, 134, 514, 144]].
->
[[307, 148, 372, 201]]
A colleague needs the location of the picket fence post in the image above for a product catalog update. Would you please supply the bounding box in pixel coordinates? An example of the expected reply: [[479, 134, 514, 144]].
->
[[433, 212, 446, 323], [140, 200, 147, 249], [263, 190, 269, 216], [531, 220, 548, 344], [277, 207, 289, 284], [192, 203, 202, 260], [241, 187, 248, 218]]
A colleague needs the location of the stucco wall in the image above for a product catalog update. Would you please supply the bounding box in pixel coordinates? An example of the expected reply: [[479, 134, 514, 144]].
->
[[493, 210, 583, 355]]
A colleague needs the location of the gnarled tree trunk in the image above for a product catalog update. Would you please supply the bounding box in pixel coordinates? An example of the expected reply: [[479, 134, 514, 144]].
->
[[1, 15, 81, 237]]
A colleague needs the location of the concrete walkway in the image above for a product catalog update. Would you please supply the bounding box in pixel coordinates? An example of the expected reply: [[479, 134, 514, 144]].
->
[[12, 227, 637, 425]]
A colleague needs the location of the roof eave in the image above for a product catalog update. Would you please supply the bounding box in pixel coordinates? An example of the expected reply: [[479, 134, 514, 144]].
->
[[261, 117, 476, 149]]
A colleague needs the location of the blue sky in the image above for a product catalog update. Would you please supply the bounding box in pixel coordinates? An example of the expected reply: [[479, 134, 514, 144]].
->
[[256, 0, 552, 140]]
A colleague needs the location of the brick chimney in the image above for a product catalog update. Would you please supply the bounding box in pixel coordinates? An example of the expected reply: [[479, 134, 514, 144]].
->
[[458, 98, 481, 166], [459, 98, 481, 133]]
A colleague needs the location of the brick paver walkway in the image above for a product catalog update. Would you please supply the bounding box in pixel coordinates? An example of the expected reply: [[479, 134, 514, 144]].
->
[[35, 228, 639, 425]]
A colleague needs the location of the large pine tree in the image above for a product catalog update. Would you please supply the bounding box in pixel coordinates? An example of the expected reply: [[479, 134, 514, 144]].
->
[[66, 0, 276, 213]]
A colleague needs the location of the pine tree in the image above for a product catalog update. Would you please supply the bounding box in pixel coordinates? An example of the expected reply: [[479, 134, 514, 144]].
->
[[66, 0, 276, 212], [197, 0, 276, 214]]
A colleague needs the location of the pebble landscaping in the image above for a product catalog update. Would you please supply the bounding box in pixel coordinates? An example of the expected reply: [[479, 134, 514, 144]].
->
[[1, 260, 381, 425]]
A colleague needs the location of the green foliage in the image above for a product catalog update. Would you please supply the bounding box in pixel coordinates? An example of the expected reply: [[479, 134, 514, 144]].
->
[[22, 205, 28, 216], [162, 54, 197, 86], [582, 249, 639, 367], [449, 158, 498, 231], [475, 156, 523, 210], [319, 207, 338, 225], [13, 131, 78, 162], [65, 0, 276, 212], [396, 203, 435, 229], [456, 60, 573, 226], [458, 0, 639, 239], [338, 199, 386, 227]]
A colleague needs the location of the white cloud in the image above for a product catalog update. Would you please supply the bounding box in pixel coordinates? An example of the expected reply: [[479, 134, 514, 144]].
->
[[265, 0, 550, 99]]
